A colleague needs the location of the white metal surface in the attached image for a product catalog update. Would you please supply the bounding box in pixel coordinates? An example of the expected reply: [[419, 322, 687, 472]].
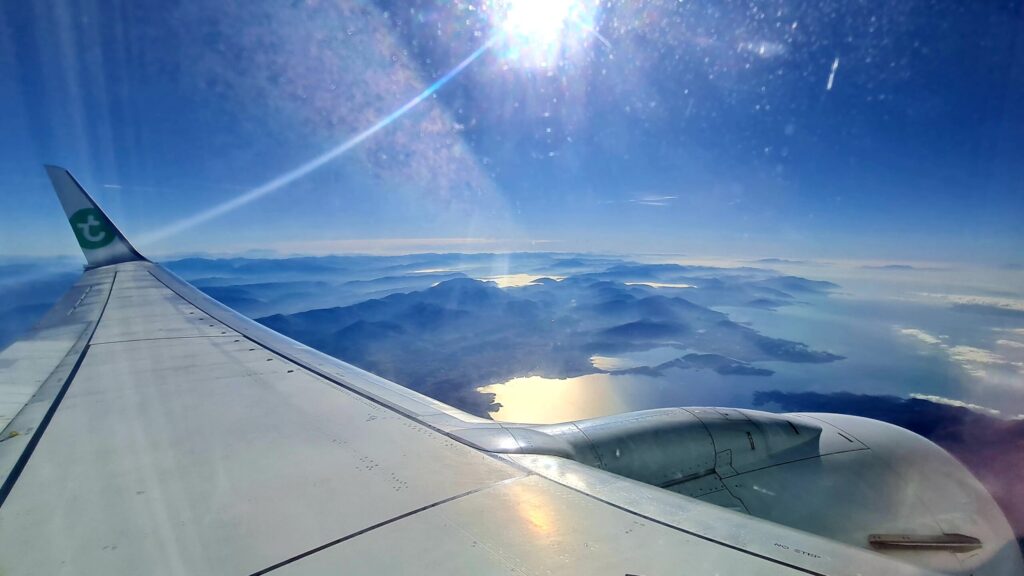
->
[[0, 268, 114, 486], [273, 475, 804, 576], [0, 265, 521, 574]]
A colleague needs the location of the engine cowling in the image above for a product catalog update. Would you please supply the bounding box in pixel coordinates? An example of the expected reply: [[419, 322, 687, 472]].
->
[[458, 407, 1022, 576]]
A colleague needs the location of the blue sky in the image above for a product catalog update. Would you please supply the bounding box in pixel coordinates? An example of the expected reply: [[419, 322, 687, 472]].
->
[[1, 0, 1021, 263]]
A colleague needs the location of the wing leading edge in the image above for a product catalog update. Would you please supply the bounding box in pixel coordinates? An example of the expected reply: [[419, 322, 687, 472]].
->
[[0, 167, 949, 575]]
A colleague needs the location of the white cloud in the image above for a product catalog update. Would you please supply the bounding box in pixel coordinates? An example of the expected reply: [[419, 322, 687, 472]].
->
[[910, 393, 1002, 417], [899, 328, 942, 345], [948, 345, 1006, 365], [916, 292, 1024, 312], [898, 327, 1024, 388]]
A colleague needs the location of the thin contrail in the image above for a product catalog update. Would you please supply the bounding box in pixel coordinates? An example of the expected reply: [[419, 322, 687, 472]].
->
[[826, 57, 839, 91], [142, 34, 501, 244]]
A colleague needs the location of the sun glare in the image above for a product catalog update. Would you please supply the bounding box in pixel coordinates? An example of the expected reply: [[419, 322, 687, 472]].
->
[[493, 0, 597, 67], [502, 0, 575, 42]]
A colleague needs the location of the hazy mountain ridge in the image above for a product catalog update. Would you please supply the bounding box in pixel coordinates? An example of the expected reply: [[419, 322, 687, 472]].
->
[[258, 272, 842, 416]]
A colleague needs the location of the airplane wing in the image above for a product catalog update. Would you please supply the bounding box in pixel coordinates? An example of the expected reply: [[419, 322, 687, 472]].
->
[[0, 167, 959, 575]]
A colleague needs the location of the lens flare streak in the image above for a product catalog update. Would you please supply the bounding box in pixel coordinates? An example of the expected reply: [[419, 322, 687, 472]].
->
[[142, 34, 502, 244]]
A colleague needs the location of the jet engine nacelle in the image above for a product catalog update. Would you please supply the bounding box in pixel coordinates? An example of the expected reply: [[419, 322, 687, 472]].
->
[[460, 407, 1022, 576]]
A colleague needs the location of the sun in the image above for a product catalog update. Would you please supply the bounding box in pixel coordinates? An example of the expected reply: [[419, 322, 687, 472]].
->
[[501, 0, 576, 43], [492, 0, 598, 67]]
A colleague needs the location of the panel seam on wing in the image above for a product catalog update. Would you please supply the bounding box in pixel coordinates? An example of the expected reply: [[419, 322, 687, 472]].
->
[[248, 474, 531, 575]]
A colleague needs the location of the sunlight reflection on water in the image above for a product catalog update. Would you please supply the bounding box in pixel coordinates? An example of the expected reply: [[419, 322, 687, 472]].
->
[[477, 292, 1008, 423], [589, 346, 686, 371], [477, 374, 631, 424], [480, 274, 564, 287]]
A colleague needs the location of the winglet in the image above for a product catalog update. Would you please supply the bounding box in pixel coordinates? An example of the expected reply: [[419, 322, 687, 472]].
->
[[45, 165, 146, 269]]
